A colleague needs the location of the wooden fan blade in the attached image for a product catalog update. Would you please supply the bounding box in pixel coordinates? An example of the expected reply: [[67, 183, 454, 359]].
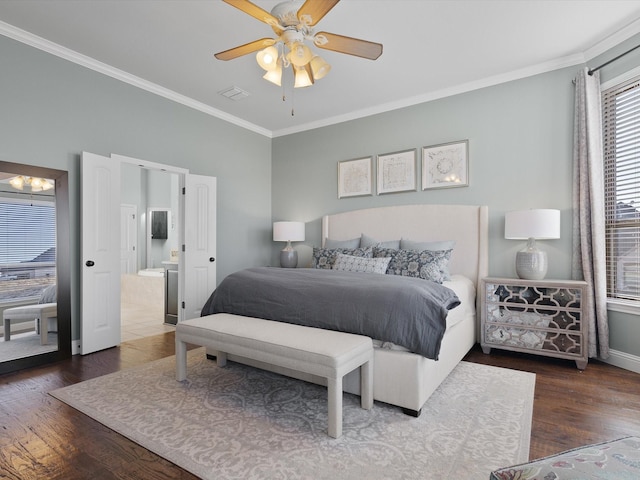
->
[[222, 0, 280, 27], [214, 38, 276, 61], [297, 0, 340, 26], [315, 32, 383, 60]]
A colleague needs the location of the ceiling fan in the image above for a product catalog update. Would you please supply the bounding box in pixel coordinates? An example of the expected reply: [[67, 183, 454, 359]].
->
[[214, 0, 383, 88]]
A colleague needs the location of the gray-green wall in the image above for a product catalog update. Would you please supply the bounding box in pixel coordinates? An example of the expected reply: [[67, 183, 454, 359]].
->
[[0, 35, 272, 341], [2, 26, 639, 363], [272, 36, 640, 362]]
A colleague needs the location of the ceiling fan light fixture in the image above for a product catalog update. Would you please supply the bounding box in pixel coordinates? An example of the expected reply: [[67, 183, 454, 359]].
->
[[288, 42, 313, 67], [293, 64, 314, 88], [9, 175, 25, 190], [8, 175, 54, 192], [256, 45, 279, 71], [310, 55, 331, 80], [263, 62, 283, 86]]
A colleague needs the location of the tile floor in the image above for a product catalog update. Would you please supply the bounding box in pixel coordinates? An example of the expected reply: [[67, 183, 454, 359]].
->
[[121, 273, 174, 342], [121, 302, 174, 342]]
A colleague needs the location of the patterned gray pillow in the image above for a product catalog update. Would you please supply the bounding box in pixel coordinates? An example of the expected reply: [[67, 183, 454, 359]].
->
[[312, 246, 372, 269], [373, 247, 453, 283], [332, 253, 391, 274]]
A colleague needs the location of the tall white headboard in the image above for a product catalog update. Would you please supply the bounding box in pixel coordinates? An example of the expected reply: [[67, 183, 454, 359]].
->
[[322, 204, 489, 287]]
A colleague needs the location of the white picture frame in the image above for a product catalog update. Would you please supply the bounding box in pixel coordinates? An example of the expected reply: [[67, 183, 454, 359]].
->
[[337, 156, 372, 198], [376, 149, 417, 195], [422, 140, 469, 190]]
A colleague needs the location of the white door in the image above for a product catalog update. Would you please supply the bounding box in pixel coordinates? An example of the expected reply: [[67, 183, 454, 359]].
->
[[81, 152, 121, 354], [182, 174, 217, 320], [120, 204, 137, 274]]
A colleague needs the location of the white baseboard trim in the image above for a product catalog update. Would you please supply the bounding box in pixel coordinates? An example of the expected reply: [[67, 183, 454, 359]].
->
[[72, 340, 82, 355], [601, 349, 640, 375]]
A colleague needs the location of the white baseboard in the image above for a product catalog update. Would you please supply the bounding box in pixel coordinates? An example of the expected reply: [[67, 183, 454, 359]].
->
[[72, 339, 82, 355], [602, 349, 640, 375]]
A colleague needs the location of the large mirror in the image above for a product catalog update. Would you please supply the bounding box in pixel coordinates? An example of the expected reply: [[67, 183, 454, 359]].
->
[[0, 160, 70, 374]]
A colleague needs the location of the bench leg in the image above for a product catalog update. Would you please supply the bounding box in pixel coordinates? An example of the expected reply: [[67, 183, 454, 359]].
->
[[175, 336, 188, 381], [216, 351, 227, 367], [360, 360, 373, 410], [3, 319, 10, 341], [40, 316, 47, 345], [327, 377, 342, 438]]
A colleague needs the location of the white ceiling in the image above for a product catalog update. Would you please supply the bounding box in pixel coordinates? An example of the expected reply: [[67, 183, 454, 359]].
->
[[1, 0, 640, 137]]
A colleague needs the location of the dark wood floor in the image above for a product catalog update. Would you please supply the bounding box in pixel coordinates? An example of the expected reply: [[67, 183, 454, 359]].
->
[[1, 333, 639, 479]]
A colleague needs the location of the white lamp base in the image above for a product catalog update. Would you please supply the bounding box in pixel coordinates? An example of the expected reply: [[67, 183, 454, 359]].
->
[[515, 238, 548, 280]]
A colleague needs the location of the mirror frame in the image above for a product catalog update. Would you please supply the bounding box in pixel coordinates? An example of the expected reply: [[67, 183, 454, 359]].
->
[[0, 160, 71, 374]]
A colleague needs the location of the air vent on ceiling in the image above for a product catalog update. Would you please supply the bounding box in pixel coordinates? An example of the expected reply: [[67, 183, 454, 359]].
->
[[218, 86, 250, 101]]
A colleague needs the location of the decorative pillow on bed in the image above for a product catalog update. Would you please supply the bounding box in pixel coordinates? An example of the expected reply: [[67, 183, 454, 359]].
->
[[360, 233, 400, 249], [400, 238, 456, 251], [332, 253, 391, 274], [324, 236, 361, 249], [312, 246, 372, 269], [373, 247, 453, 283]]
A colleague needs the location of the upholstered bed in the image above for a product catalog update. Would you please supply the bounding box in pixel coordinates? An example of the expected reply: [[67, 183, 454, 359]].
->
[[204, 204, 488, 415]]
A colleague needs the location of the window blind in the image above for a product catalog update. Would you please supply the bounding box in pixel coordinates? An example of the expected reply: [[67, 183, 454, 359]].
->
[[603, 75, 640, 301], [0, 201, 56, 263]]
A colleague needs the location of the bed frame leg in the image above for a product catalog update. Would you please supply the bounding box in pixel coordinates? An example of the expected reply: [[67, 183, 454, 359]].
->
[[401, 407, 422, 418]]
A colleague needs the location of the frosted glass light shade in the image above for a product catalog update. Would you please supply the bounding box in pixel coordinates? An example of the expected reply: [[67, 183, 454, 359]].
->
[[310, 56, 331, 80], [263, 63, 283, 86], [256, 46, 279, 71], [288, 42, 313, 67], [293, 65, 314, 88]]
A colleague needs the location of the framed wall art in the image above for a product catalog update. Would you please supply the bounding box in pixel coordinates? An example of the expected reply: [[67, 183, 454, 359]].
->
[[422, 140, 469, 190], [376, 149, 417, 194], [337, 156, 372, 198]]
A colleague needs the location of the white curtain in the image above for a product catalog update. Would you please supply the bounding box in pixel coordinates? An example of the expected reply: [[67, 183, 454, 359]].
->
[[572, 67, 609, 359]]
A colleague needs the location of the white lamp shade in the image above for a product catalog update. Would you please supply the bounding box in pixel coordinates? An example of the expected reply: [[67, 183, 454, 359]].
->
[[273, 221, 305, 242], [505, 209, 561, 240]]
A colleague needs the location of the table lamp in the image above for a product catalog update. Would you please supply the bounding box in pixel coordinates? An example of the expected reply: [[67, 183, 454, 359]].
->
[[504, 209, 560, 280], [273, 221, 305, 268]]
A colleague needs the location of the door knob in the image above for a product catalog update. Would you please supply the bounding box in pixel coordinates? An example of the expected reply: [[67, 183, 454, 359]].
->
[[209, 257, 215, 262], [85, 260, 95, 267]]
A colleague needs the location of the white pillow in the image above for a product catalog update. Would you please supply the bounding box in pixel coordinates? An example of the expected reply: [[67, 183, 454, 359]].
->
[[332, 253, 391, 274]]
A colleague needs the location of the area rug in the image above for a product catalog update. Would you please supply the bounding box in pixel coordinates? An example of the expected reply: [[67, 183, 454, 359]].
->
[[490, 436, 640, 480], [50, 349, 535, 480]]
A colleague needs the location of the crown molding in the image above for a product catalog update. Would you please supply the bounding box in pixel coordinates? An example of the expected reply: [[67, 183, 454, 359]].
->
[[272, 53, 586, 137], [584, 17, 640, 61], [0, 21, 272, 138]]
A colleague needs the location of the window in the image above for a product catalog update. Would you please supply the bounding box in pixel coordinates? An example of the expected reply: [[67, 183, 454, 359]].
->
[[0, 199, 56, 302], [603, 75, 640, 302]]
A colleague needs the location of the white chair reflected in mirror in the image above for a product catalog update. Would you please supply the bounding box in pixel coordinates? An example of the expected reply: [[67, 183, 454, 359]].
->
[[2, 285, 57, 345]]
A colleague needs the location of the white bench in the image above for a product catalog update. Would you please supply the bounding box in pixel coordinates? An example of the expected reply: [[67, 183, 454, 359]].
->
[[175, 313, 374, 438], [2, 303, 57, 345]]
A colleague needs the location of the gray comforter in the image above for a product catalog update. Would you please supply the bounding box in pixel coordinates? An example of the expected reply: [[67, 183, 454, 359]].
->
[[200, 267, 460, 360]]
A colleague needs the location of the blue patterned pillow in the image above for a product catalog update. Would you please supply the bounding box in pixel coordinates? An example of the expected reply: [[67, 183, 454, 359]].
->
[[373, 247, 453, 283], [332, 253, 391, 274], [312, 247, 372, 269]]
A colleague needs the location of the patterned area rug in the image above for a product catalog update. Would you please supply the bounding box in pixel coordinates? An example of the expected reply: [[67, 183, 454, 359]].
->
[[50, 349, 535, 480], [490, 436, 640, 479]]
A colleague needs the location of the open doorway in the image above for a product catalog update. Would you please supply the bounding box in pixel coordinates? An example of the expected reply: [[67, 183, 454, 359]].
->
[[120, 164, 179, 342]]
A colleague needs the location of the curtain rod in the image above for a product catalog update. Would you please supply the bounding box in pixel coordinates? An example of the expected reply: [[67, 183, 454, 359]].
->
[[588, 43, 640, 75]]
